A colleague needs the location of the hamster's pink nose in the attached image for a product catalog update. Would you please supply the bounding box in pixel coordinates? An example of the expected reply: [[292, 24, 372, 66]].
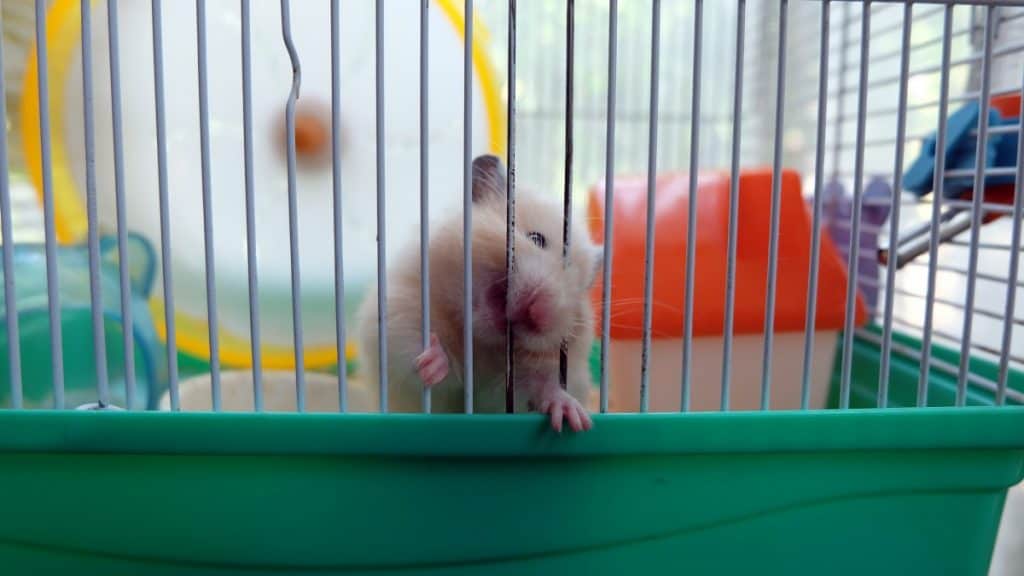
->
[[512, 291, 552, 334]]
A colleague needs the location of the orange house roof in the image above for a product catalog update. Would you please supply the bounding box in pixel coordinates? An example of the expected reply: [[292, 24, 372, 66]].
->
[[587, 169, 868, 340]]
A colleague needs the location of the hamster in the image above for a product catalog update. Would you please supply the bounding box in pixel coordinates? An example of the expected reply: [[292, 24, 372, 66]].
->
[[357, 155, 602, 432]]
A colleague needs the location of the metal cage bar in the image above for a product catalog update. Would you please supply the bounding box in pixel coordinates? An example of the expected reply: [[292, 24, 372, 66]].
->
[[839, 2, 872, 410], [681, 0, 702, 412], [599, 0, 618, 415], [107, 0, 135, 410], [462, 0, 474, 413], [956, 5, 994, 406], [560, 0, 575, 393], [639, 0, 662, 413], [333, 0, 348, 413], [34, 0, 65, 409], [240, 0, 263, 411], [81, 0, 109, 407], [760, 0, 789, 411], [420, 0, 431, 414], [376, 0, 389, 413], [801, 0, 831, 410], [997, 68, 1024, 405], [196, 0, 220, 411], [280, 0, 305, 411], [505, 0, 517, 413], [877, 1, 913, 408], [721, 0, 746, 412], [151, 0, 178, 410]]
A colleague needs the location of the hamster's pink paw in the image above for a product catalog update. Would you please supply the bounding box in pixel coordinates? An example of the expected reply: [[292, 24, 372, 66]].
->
[[535, 386, 593, 433], [414, 333, 449, 388]]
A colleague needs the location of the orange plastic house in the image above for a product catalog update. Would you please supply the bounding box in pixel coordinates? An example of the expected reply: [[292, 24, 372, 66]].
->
[[587, 169, 868, 412]]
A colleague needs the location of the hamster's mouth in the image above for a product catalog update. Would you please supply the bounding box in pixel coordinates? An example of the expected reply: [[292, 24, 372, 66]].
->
[[484, 277, 553, 336]]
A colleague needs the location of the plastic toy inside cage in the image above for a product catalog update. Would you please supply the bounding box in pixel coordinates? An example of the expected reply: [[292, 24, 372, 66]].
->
[[0, 1, 1023, 575]]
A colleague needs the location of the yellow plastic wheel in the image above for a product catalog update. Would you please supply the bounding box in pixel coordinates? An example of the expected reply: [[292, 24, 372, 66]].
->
[[21, 0, 506, 370]]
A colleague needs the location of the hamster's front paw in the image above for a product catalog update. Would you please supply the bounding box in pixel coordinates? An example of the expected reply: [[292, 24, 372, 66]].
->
[[414, 333, 449, 388], [532, 384, 593, 433]]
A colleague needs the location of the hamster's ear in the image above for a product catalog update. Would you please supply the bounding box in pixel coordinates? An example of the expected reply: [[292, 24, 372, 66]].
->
[[472, 154, 507, 203]]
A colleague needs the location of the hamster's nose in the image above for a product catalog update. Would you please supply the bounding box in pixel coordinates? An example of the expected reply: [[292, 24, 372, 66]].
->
[[511, 290, 552, 334]]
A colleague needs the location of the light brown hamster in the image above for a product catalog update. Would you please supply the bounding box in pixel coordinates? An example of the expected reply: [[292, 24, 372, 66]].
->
[[357, 155, 602, 431]]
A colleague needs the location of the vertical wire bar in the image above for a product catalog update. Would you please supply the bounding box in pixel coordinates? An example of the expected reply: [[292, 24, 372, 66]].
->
[[956, 6, 994, 406], [240, 0, 263, 410], [639, 0, 661, 413], [107, 0, 135, 409], [505, 0, 516, 413], [35, 0, 65, 408], [996, 67, 1024, 406], [462, 0, 473, 413], [419, 0, 430, 414], [681, 0, 702, 412], [918, 5, 953, 407], [759, 0, 788, 411], [82, 0, 109, 407], [152, 0, 179, 409], [838, 2, 871, 410], [0, 4, 21, 408], [720, 0, 746, 412], [799, 0, 830, 410], [877, 2, 913, 409], [376, 0, 389, 412], [332, 0, 347, 412], [281, 0, 305, 411], [560, 0, 574, 392], [196, 0, 220, 411], [599, 0, 618, 414]]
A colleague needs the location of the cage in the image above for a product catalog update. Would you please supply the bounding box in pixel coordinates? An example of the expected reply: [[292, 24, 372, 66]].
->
[[0, 0, 1023, 575]]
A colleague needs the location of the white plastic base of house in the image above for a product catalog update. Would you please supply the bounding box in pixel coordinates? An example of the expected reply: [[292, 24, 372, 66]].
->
[[606, 331, 839, 412]]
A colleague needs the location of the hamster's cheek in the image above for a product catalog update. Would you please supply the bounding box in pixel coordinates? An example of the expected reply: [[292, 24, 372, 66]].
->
[[568, 266, 589, 293]]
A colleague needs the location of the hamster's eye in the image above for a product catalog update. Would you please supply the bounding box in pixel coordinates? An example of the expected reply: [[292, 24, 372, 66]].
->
[[527, 231, 547, 249]]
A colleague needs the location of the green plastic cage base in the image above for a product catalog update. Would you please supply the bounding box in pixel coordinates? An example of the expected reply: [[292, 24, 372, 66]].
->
[[831, 325, 1024, 408], [0, 409, 1022, 575], [0, 331, 1023, 575]]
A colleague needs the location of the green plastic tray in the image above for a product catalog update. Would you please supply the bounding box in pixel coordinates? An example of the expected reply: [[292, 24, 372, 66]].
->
[[0, 331, 1022, 575]]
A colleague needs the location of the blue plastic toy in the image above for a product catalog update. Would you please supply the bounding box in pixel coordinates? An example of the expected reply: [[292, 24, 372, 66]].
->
[[0, 234, 167, 410], [903, 101, 1019, 197]]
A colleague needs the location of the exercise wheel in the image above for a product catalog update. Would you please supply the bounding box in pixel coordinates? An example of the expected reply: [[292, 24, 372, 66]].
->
[[20, 0, 505, 371]]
